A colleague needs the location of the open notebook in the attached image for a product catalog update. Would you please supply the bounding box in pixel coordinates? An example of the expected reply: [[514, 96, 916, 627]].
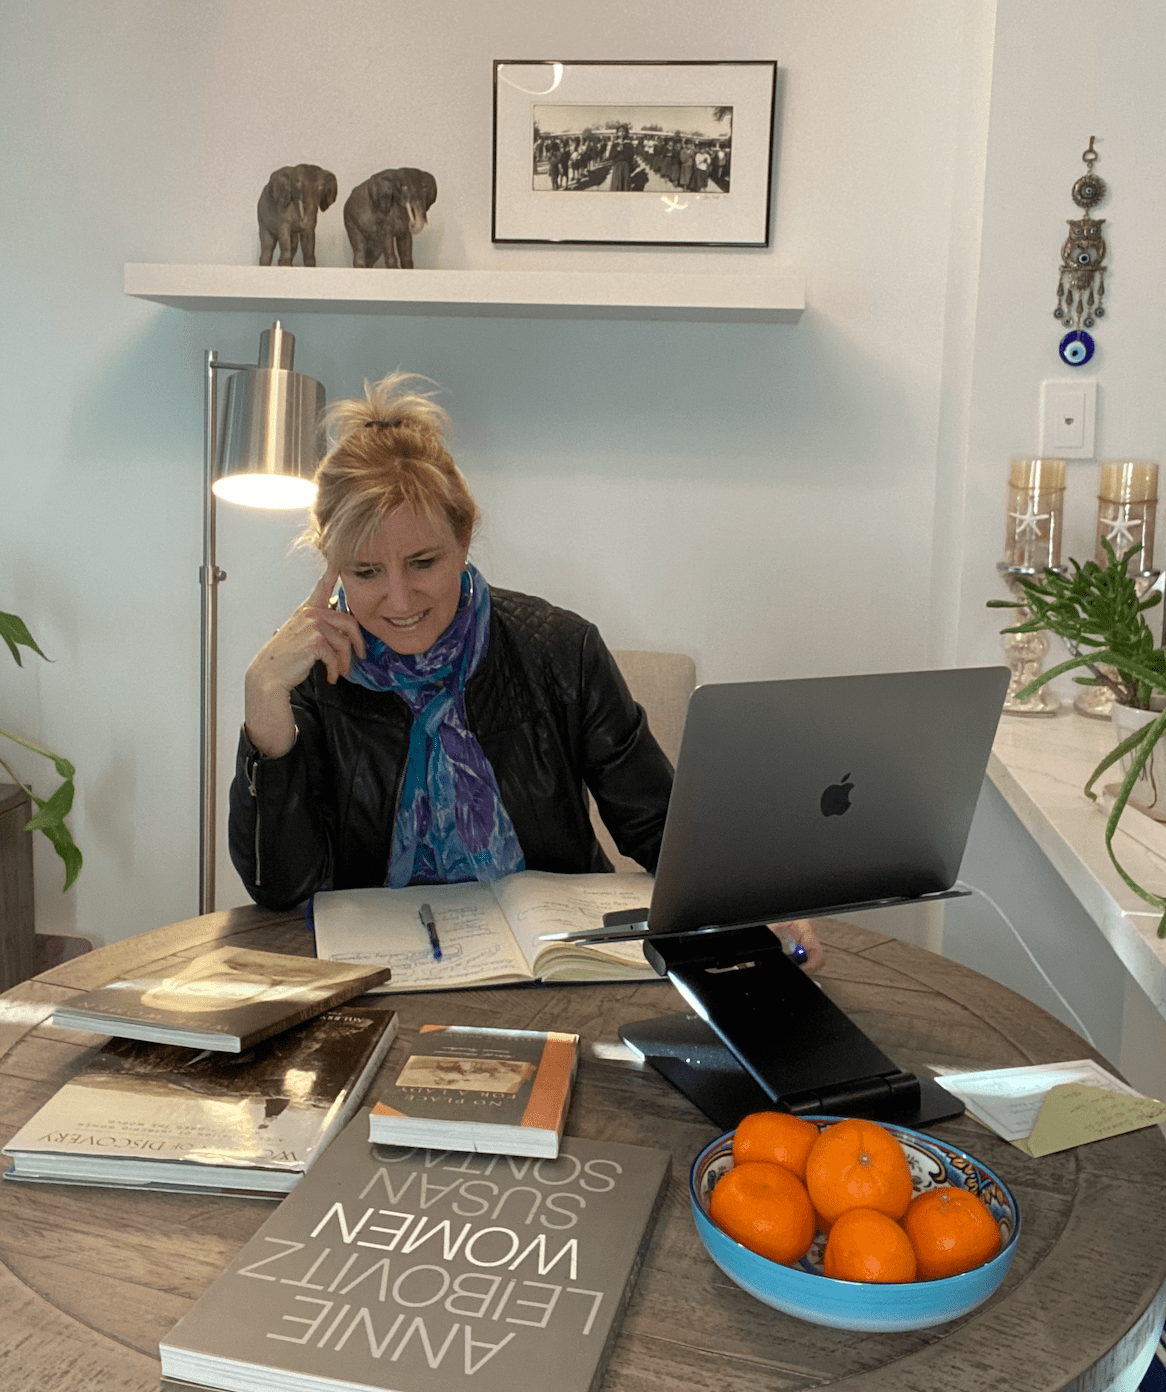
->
[[312, 870, 657, 990]]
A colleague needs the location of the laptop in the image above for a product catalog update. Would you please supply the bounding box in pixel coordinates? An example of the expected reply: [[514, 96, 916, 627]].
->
[[645, 664, 1010, 936], [594, 665, 1009, 1129]]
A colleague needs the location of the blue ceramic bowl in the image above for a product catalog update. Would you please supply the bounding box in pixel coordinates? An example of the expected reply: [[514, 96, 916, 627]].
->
[[690, 1116, 1020, 1332]]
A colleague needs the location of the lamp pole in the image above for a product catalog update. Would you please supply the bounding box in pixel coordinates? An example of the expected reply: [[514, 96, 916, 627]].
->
[[199, 351, 242, 915], [197, 326, 324, 915]]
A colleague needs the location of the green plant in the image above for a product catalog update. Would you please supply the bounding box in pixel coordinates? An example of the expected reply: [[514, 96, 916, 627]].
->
[[988, 540, 1166, 935], [0, 611, 81, 890]]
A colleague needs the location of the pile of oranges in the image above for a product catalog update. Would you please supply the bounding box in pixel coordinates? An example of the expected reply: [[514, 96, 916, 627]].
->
[[708, 1111, 1001, 1284]]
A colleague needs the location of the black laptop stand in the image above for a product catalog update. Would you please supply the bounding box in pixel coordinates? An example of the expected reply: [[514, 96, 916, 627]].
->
[[619, 906, 967, 1133]]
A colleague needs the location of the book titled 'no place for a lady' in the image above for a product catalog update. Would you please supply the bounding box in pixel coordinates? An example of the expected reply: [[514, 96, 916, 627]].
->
[[159, 1109, 671, 1392], [368, 1026, 580, 1160]]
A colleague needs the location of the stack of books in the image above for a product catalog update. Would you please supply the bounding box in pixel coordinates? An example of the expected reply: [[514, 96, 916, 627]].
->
[[3, 946, 395, 1196]]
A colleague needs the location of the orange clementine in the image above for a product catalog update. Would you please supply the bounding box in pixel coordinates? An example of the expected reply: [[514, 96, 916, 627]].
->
[[902, 1185, 1002, 1280], [732, 1111, 820, 1179], [805, 1118, 914, 1226], [709, 1160, 816, 1265], [823, 1207, 918, 1283]]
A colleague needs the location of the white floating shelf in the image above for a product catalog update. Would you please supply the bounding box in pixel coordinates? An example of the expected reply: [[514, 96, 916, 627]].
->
[[123, 264, 804, 323]]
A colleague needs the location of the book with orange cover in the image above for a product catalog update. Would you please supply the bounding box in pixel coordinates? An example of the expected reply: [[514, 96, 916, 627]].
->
[[368, 1024, 579, 1158]]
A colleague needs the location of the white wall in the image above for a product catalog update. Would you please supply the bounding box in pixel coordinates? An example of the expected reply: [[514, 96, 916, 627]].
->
[[4, 0, 977, 943], [951, 0, 1166, 671]]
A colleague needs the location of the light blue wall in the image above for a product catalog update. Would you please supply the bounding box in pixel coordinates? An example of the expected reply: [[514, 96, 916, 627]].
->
[[3, 0, 975, 941]]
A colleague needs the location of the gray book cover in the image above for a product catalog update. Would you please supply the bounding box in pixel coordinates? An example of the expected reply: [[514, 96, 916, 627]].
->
[[161, 1111, 671, 1392]]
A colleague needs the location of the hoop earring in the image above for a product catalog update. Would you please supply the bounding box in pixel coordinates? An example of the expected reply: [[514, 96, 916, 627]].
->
[[459, 566, 474, 611]]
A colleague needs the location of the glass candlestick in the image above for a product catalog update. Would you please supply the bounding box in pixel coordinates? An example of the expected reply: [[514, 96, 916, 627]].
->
[[1004, 457, 1065, 569], [1076, 459, 1161, 719], [1094, 459, 1158, 569], [999, 458, 1066, 716]]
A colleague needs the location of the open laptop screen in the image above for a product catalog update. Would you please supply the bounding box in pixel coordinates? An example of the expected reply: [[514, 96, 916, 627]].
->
[[645, 666, 1009, 937]]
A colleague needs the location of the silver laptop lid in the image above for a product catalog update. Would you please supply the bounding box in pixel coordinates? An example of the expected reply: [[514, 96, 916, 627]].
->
[[646, 666, 1008, 936]]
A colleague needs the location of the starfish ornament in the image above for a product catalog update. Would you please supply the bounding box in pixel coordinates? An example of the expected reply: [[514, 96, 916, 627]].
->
[[1010, 502, 1050, 539], [1103, 514, 1142, 549]]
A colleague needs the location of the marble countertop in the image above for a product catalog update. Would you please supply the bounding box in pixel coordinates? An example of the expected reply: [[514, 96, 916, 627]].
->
[[989, 708, 1166, 1018]]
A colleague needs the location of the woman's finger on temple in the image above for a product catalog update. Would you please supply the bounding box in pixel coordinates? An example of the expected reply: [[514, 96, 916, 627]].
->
[[306, 565, 340, 611]]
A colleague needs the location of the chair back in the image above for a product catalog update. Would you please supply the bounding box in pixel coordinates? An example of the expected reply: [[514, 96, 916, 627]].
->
[[590, 649, 696, 871]]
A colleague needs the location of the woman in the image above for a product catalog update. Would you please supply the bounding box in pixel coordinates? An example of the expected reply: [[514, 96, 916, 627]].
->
[[607, 125, 633, 192], [677, 139, 696, 191], [229, 373, 673, 913], [228, 374, 824, 969]]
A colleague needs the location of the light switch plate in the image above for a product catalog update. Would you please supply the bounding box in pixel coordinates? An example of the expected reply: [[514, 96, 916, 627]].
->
[[1040, 379, 1097, 458]]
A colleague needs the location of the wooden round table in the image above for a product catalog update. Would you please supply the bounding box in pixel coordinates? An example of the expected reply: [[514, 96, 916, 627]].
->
[[1, 908, 1163, 1391]]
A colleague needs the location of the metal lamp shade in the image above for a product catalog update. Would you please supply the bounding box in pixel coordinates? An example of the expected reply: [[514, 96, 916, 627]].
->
[[214, 366, 324, 509]]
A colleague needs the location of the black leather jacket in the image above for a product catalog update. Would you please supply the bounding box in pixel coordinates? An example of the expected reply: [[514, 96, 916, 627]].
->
[[228, 587, 674, 910]]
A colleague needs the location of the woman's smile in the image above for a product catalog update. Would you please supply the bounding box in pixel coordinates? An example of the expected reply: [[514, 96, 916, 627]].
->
[[385, 609, 428, 629]]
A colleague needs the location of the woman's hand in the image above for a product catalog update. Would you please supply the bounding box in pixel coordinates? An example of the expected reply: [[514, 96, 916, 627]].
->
[[771, 919, 824, 972], [243, 567, 366, 758]]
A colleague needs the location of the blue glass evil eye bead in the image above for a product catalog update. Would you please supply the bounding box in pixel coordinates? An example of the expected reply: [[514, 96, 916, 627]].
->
[[1059, 329, 1095, 366]]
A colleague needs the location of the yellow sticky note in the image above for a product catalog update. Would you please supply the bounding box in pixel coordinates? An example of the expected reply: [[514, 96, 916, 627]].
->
[[1016, 1082, 1166, 1157]]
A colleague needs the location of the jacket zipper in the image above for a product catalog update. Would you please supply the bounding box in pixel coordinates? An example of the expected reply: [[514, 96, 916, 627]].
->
[[247, 753, 261, 887]]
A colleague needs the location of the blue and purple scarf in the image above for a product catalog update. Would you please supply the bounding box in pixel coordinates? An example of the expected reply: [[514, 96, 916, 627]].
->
[[339, 564, 525, 887]]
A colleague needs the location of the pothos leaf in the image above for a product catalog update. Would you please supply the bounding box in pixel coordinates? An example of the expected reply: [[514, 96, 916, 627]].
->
[[0, 744, 82, 893], [0, 611, 47, 667], [1, 608, 81, 890]]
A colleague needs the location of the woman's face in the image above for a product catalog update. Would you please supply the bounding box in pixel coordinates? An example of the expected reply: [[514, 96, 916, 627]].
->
[[340, 505, 468, 655]]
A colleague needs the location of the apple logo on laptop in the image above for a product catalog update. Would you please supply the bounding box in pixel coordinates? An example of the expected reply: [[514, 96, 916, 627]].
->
[[820, 773, 854, 817]]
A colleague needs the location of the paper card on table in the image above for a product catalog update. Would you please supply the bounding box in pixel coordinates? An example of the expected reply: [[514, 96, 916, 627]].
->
[[1015, 1083, 1166, 1157], [932, 1059, 1145, 1142]]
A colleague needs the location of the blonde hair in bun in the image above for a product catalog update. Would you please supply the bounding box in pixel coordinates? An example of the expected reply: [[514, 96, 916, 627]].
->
[[304, 371, 480, 565]]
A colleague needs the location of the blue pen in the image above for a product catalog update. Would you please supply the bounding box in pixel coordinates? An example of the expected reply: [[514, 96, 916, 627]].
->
[[419, 902, 442, 961]]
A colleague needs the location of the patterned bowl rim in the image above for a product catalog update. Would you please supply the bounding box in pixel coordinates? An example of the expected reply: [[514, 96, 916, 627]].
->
[[690, 1115, 1021, 1287]]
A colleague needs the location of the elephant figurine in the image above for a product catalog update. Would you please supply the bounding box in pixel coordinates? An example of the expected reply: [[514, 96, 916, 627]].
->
[[257, 164, 338, 266], [344, 168, 438, 268]]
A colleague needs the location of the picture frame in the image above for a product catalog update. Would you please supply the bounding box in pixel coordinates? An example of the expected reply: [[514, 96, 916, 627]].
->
[[492, 60, 778, 248]]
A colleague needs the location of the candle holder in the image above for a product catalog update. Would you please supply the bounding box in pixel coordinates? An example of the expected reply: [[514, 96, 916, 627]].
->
[[1075, 459, 1161, 719], [997, 564, 1069, 715], [998, 459, 1066, 716]]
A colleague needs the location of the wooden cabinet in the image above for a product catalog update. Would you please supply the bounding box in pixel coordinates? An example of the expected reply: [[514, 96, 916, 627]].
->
[[0, 783, 34, 990]]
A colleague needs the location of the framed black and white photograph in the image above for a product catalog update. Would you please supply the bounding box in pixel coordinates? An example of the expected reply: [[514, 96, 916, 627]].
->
[[492, 60, 778, 247]]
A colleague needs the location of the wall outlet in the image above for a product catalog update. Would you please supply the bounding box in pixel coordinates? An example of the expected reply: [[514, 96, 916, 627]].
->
[[1039, 379, 1097, 458]]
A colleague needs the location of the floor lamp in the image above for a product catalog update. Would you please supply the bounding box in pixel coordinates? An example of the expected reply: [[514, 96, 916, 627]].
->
[[200, 321, 325, 913]]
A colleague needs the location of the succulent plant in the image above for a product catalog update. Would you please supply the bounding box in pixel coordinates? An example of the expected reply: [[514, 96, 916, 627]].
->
[[989, 541, 1166, 935]]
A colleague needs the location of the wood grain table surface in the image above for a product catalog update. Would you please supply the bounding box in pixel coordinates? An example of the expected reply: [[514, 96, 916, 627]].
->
[[1, 908, 1164, 1392]]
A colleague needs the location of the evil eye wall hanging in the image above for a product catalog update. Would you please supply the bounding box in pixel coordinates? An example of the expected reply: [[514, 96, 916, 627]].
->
[[1054, 136, 1107, 366], [1059, 329, 1095, 366]]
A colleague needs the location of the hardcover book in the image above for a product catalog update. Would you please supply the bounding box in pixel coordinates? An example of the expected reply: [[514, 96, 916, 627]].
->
[[160, 1112, 671, 1392], [368, 1025, 579, 1159], [312, 870, 656, 992], [3, 1002, 398, 1196], [49, 946, 391, 1051]]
